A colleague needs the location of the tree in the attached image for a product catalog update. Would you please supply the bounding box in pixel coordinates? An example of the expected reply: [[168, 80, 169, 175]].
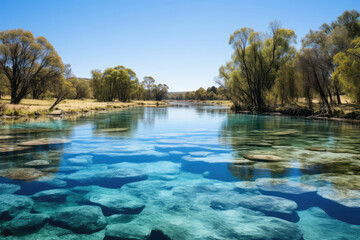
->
[[0, 73, 8, 99], [49, 78, 76, 111], [219, 23, 296, 111], [333, 37, 360, 103], [69, 78, 91, 99], [114, 65, 137, 102], [302, 10, 360, 105], [195, 87, 207, 100], [90, 65, 138, 102], [0, 29, 64, 104], [153, 84, 169, 101], [131, 79, 146, 100], [91, 69, 103, 101], [142, 76, 155, 100], [273, 59, 298, 106]]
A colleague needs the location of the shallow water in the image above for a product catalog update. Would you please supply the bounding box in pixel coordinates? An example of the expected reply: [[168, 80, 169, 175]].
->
[[0, 103, 360, 239]]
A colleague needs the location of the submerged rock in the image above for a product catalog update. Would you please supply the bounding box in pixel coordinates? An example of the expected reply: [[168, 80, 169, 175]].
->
[[32, 189, 72, 202], [232, 159, 255, 165], [0, 194, 34, 219], [329, 148, 359, 154], [24, 160, 50, 167], [2, 212, 49, 235], [0, 135, 14, 140], [18, 138, 71, 147], [306, 146, 327, 152], [256, 178, 317, 195], [0, 168, 45, 181], [99, 128, 129, 132], [67, 166, 147, 187], [244, 154, 284, 162], [270, 130, 299, 136], [297, 207, 360, 240], [34, 178, 67, 188], [89, 193, 145, 215], [0, 146, 31, 154], [235, 181, 259, 192], [105, 222, 151, 240], [105, 206, 303, 240], [50, 205, 107, 233], [317, 187, 360, 208], [0, 183, 21, 194], [238, 195, 298, 215], [67, 155, 93, 165]]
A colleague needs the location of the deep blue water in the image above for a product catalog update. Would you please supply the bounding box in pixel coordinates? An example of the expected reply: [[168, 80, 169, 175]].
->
[[0, 103, 360, 239]]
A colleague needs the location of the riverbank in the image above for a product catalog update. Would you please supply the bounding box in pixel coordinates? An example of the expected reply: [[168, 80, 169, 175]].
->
[[0, 97, 168, 124], [176, 99, 360, 124]]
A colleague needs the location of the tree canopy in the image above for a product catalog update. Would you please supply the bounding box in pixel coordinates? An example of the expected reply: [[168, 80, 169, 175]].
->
[[0, 29, 64, 104]]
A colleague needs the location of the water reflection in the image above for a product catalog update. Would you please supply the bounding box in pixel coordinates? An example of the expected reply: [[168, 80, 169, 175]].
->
[[220, 113, 360, 186]]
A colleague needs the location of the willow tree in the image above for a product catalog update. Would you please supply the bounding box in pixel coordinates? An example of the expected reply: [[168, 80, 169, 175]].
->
[[0, 29, 64, 104], [333, 37, 360, 103], [91, 65, 137, 102], [221, 23, 296, 111]]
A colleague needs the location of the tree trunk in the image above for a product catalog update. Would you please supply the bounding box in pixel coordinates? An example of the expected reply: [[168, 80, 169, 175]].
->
[[311, 67, 331, 114], [327, 87, 333, 104], [49, 97, 62, 111], [11, 87, 16, 104], [335, 86, 342, 104]]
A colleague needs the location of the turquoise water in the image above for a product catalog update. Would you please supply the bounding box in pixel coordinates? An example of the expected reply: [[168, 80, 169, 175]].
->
[[0, 103, 360, 239]]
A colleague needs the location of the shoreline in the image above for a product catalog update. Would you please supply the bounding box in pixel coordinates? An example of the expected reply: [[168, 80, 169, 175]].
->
[[168, 100, 360, 124], [236, 110, 360, 124], [0, 100, 168, 125], [1, 99, 360, 125]]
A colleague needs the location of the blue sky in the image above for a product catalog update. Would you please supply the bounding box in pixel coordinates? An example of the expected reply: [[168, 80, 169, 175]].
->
[[1, 0, 359, 91]]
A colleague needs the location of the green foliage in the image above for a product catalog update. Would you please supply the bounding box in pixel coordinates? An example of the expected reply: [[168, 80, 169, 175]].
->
[[168, 86, 226, 101], [217, 10, 360, 112], [142, 76, 156, 100], [333, 37, 360, 102], [219, 23, 296, 111], [153, 84, 169, 101], [49, 78, 76, 111], [0, 29, 64, 104], [91, 68, 167, 102], [69, 78, 91, 99]]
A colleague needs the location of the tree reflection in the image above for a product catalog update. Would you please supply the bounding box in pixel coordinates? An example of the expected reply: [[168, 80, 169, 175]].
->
[[220, 113, 360, 180]]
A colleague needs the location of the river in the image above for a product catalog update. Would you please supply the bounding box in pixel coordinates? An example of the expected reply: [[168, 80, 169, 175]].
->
[[0, 103, 359, 239]]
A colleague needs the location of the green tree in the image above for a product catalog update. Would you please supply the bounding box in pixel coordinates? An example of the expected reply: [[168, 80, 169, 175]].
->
[[0, 73, 8, 99], [69, 78, 91, 99], [90, 66, 138, 102], [219, 23, 296, 111], [91, 69, 103, 101], [333, 37, 360, 103], [0, 29, 64, 104], [273, 59, 298, 106], [49, 78, 76, 111], [153, 84, 169, 101], [195, 87, 207, 100], [142, 76, 155, 100]]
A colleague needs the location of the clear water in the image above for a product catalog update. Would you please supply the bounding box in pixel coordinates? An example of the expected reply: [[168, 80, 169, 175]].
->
[[0, 104, 360, 239]]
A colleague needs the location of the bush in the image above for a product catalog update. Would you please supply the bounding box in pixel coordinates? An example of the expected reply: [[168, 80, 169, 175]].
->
[[278, 106, 314, 116]]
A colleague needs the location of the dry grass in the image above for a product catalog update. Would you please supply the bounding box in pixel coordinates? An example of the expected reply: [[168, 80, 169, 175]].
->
[[0, 96, 167, 116]]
